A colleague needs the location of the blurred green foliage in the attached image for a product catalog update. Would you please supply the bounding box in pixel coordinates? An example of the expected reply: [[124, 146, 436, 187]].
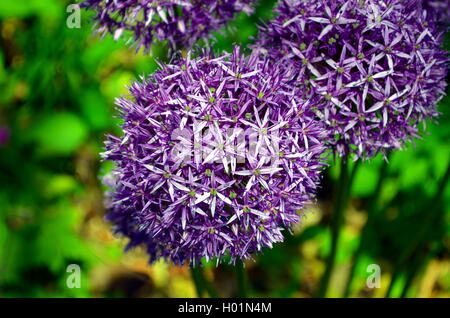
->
[[0, 0, 448, 298]]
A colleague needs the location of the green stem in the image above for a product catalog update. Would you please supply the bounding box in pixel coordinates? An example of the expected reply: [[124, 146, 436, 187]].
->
[[190, 266, 219, 298], [204, 278, 219, 298], [399, 250, 427, 298], [348, 160, 361, 199], [386, 160, 450, 297], [343, 158, 389, 297], [236, 260, 248, 298], [317, 159, 349, 297], [190, 266, 205, 297], [385, 267, 399, 297]]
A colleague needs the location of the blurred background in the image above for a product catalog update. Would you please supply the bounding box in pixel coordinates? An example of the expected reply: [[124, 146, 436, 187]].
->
[[0, 0, 449, 298]]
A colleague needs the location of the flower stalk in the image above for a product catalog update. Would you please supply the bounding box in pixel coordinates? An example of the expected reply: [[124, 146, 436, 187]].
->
[[317, 159, 349, 297], [190, 266, 219, 298], [343, 157, 389, 297], [385, 159, 450, 297], [236, 260, 248, 298]]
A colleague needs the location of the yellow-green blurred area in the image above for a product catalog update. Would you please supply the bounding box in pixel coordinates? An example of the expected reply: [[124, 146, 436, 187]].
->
[[0, 0, 449, 298]]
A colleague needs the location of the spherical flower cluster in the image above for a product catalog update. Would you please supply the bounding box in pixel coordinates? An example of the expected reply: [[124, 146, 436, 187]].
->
[[102, 47, 328, 265], [257, 0, 448, 159], [81, 0, 256, 52]]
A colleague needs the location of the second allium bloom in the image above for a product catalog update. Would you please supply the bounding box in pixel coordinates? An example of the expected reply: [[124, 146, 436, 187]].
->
[[258, 0, 448, 160], [81, 0, 256, 52], [102, 47, 328, 265]]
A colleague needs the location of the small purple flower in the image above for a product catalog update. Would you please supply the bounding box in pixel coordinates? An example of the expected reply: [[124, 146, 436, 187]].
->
[[102, 47, 328, 265], [0, 126, 10, 147], [257, 0, 448, 160], [81, 0, 257, 52]]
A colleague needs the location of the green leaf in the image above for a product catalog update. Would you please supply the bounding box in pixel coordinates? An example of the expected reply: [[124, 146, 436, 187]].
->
[[31, 204, 91, 273], [32, 112, 88, 155], [79, 89, 111, 130], [352, 164, 378, 197], [0, 0, 62, 19], [101, 71, 135, 100], [43, 174, 79, 198]]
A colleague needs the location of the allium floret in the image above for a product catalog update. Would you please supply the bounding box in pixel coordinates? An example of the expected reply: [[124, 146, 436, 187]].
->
[[102, 47, 328, 265], [81, 0, 257, 52], [257, 0, 448, 160]]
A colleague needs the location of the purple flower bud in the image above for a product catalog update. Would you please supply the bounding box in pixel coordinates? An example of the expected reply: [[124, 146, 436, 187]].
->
[[257, 0, 448, 160], [102, 47, 328, 265], [81, 0, 257, 52]]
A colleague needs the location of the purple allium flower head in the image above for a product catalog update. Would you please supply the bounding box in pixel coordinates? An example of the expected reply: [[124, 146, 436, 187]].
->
[[101, 47, 328, 265], [81, 0, 257, 52], [257, 0, 448, 160]]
